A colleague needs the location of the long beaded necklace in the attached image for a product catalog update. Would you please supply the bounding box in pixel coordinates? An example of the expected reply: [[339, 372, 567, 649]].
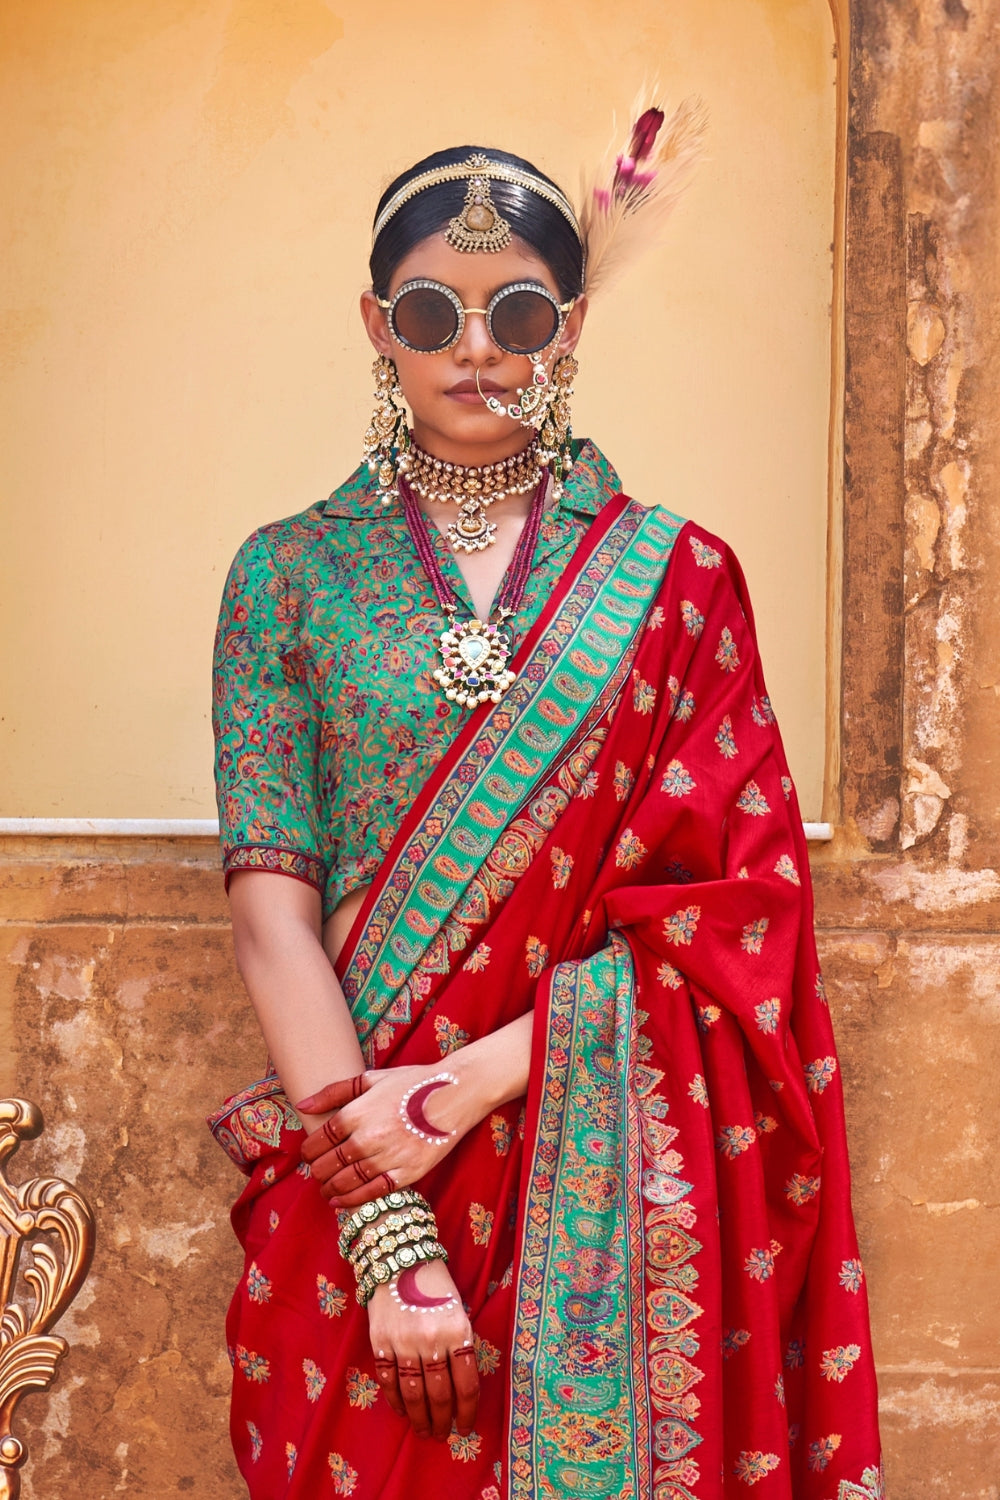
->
[[398, 437, 542, 554], [399, 473, 548, 707]]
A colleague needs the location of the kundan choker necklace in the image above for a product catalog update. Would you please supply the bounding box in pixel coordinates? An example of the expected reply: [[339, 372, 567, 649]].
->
[[399, 473, 547, 707], [398, 438, 542, 554]]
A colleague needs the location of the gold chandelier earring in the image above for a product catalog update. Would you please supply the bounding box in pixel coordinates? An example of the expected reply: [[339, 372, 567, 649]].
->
[[537, 353, 578, 499], [363, 354, 410, 505]]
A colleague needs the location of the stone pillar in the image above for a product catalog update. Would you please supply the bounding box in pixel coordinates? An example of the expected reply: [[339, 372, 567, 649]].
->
[[816, 1, 1000, 1489]]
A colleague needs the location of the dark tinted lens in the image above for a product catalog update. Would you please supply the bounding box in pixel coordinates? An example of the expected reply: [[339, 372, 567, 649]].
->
[[391, 286, 459, 351], [490, 290, 559, 353]]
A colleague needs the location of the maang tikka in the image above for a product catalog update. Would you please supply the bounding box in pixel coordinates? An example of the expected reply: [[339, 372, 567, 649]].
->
[[444, 156, 513, 254], [362, 354, 409, 505]]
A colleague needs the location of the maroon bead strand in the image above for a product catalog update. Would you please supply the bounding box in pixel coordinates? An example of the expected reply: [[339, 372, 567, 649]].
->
[[399, 474, 548, 617], [399, 478, 451, 607]]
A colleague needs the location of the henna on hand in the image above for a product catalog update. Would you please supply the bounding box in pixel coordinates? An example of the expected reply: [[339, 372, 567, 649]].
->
[[399, 1072, 458, 1142], [391, 1265, 459, 1314]]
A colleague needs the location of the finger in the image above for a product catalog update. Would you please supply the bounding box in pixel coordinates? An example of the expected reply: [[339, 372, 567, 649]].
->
[[300, 1113, 349, 1165], [296, 1073, 369, 1115], [396, 1360, 431, 1437], [305, 1139, 355, 1187], [325, 1170, 398, 1208], [422, 1353, 456, 1442], [449, 1342, 480, 1437], [324, 1156, 377, 1197], [374, 1353, 404, 1418]]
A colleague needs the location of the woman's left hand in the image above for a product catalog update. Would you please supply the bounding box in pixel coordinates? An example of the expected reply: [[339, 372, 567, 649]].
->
[[297, 1064, 481, 1206]]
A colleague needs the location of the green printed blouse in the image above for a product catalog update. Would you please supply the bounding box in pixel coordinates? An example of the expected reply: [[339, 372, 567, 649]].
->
[[212, 439, 621, 916]]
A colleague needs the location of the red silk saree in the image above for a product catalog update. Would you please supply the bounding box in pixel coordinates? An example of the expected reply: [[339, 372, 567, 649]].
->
[[210, 494, 882, 1499]]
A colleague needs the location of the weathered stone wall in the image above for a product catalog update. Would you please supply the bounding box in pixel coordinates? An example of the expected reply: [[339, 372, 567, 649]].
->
[[830, 0, 1000, 1492], [0, 840, 253, 1498], [3, 2, 999, 1496], [6, 835, 997, 1497]]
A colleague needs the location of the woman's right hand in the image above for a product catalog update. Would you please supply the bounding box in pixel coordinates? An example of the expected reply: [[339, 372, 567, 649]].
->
[[366, 1259, 479, 1441]]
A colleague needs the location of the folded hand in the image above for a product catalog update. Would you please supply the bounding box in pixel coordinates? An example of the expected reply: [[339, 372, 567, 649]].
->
[[298, 1065, 473, 1206]]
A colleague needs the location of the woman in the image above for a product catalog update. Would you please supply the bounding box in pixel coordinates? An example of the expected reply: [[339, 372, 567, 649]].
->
[[210, 120, 883, 1499]]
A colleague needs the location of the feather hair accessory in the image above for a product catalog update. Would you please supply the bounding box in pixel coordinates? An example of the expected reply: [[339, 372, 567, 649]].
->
[[578, 95, 708, 297]]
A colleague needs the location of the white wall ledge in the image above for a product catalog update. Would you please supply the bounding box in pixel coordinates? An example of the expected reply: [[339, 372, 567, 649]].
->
[[0, 818, 220, 837], [0, 817, 835, 842]]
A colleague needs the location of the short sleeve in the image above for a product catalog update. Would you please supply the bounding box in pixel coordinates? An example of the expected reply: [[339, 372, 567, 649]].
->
[[212, 528, 325, 896]]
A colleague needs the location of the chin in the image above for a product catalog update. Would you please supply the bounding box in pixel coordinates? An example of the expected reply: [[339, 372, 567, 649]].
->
[[416, 406, 521, 449]]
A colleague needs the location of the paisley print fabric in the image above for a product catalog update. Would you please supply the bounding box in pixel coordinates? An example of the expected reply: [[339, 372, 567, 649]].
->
[[211, 488, 882, 1498], [212, 441, 619, 914]]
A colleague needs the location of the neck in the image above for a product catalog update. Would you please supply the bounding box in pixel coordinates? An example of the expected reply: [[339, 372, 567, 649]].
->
[[409, 421, 536, 470], [408, 432, 539, 473]]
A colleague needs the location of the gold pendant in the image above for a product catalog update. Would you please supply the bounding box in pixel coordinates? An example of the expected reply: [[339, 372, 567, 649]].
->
[[446, 499, 498, 553], [433, 616, 515, 707]]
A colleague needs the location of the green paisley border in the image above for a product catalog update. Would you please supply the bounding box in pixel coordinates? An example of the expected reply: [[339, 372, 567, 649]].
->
[[508, 936, 648, 1499], [343, 504, 683, 1045]]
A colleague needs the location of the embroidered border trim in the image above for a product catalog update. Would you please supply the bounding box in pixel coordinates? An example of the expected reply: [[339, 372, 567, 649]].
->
[[509, 940, 641, 1497], [508, 936, 706, 1498], [223, 842, 326, 895], [837, 1463, 886, 1500], [343, 505, 684, 1046], [207, 1074, 302, 1174]]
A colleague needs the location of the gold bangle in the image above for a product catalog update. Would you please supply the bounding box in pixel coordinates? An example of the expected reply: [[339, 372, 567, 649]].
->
[[351, 1234, 445, 1281], [352, 1223, 431, 1263], [348, 1208, 436, 1261], [338, 1189, 430, 1257], [354, 1241, 447, 1306]]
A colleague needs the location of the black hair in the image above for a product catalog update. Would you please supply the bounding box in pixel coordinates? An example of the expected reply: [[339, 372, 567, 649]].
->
[[369, 146, 584, 303]]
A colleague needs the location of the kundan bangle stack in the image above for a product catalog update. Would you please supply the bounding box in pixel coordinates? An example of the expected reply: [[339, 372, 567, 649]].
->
[[339, 1189, 447, 1307]]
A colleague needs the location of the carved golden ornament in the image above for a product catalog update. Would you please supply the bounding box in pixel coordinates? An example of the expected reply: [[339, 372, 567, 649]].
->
[[371, 153, 581, 247], [445, 161, 512, 254], [0, 1099, 96, 1500]]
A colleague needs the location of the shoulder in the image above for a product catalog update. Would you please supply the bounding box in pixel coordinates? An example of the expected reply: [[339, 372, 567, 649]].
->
[[223, 463, 370, 589], [217, 502, 332, 639], [677, 520, 733, 574], [570, 441, 698, 547], [225, 504, 324, 585], [570, 445, 748, 594]]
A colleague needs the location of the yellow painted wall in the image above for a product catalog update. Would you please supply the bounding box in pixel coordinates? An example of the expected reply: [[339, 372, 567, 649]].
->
[[0, 0, 835, 819]]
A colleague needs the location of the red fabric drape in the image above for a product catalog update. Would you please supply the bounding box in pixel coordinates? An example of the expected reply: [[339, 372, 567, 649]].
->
[[216, 514, 881, 1499]]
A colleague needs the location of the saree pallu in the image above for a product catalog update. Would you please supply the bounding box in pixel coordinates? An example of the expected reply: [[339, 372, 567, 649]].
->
[[210, 496, 883, 1500]]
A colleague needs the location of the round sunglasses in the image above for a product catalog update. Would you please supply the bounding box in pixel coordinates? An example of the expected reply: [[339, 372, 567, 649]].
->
[[376, 279, 574, 356]]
